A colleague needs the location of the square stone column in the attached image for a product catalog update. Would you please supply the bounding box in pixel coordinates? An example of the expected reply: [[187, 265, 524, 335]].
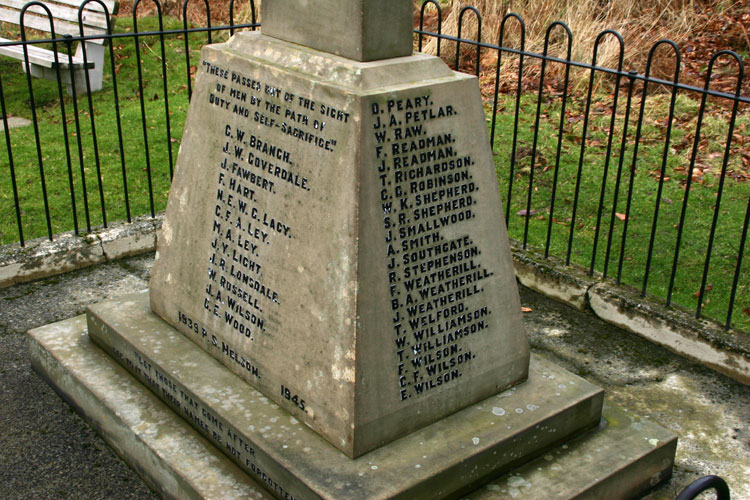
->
[[149, 32, 531, 458], [261, 0, 414, 61]]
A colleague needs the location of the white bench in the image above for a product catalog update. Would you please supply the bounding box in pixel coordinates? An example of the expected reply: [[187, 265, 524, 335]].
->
[[0, 0, 119, 94]]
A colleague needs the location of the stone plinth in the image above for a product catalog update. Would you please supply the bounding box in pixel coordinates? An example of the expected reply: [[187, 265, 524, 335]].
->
[[149, 33, 529, 458], [28, 304, 677, 500], [89, 291, 602, 500], [262, 0, 414, 61]]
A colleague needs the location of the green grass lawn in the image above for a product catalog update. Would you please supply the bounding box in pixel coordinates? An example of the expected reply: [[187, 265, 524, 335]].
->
[[0, 15, 220, 243], [1, 15, 748, 331], [490, 90, 750, 332]]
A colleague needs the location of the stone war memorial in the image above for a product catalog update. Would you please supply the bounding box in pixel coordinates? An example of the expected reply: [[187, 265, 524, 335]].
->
[[28, 1, 678, 498]]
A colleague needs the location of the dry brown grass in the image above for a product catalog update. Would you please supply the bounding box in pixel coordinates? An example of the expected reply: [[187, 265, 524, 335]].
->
[[117, 0, 746, 94], [117, 0, 260, 25], [417, 0, 714, 90]]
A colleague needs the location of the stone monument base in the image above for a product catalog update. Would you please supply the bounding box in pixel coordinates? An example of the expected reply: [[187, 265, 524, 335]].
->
[[28, 291, 677, 500]]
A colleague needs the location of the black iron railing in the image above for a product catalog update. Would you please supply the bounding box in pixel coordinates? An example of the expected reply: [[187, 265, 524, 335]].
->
[[0, 0, 258, 246], [677, 475, 731, 500], [417, 1, 749, 332], [1, 1, 748, 333]]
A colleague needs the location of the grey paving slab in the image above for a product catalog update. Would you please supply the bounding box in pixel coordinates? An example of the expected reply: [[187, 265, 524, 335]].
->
[[0, 115, 31, 131]]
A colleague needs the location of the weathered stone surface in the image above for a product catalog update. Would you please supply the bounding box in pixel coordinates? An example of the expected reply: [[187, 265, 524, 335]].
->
[[0, 232, 104, 288], [588, 283, 750, 385], [150, 32, 529, 457], [0, 215, 161, 289], [88, 290, 604, 500], [510, 242, 594, 312], [28, 302, 676, 500], [262, 0, 413, 61], [28, 315, 271, 500], [466, 401, 677, 500]]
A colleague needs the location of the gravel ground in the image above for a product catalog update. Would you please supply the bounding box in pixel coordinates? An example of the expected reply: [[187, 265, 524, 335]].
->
[[0, 252, 747, 499], [0, 255, 159, 500]]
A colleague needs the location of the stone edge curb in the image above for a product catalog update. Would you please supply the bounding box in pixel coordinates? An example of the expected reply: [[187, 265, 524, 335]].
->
[[0, 214, 162, 288], [1, 217, 747, 385], [511, 241, 750, 386]]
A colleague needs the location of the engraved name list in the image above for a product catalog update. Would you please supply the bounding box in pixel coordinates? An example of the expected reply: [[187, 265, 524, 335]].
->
[[369, 93, 496, 402]]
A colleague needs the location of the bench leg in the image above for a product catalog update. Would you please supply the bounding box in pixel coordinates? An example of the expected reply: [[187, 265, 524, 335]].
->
[[26, 64, 90, 96], [73, 42, 105, 94]]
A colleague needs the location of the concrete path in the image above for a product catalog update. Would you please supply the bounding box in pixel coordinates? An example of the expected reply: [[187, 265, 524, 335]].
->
[[0, 253, 747, 499]]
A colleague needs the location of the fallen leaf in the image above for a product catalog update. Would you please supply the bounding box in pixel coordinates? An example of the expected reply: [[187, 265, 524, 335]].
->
[[516, 209, 537, 217], [521, 306, 533, 313], [615, 212, 627, 221]]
